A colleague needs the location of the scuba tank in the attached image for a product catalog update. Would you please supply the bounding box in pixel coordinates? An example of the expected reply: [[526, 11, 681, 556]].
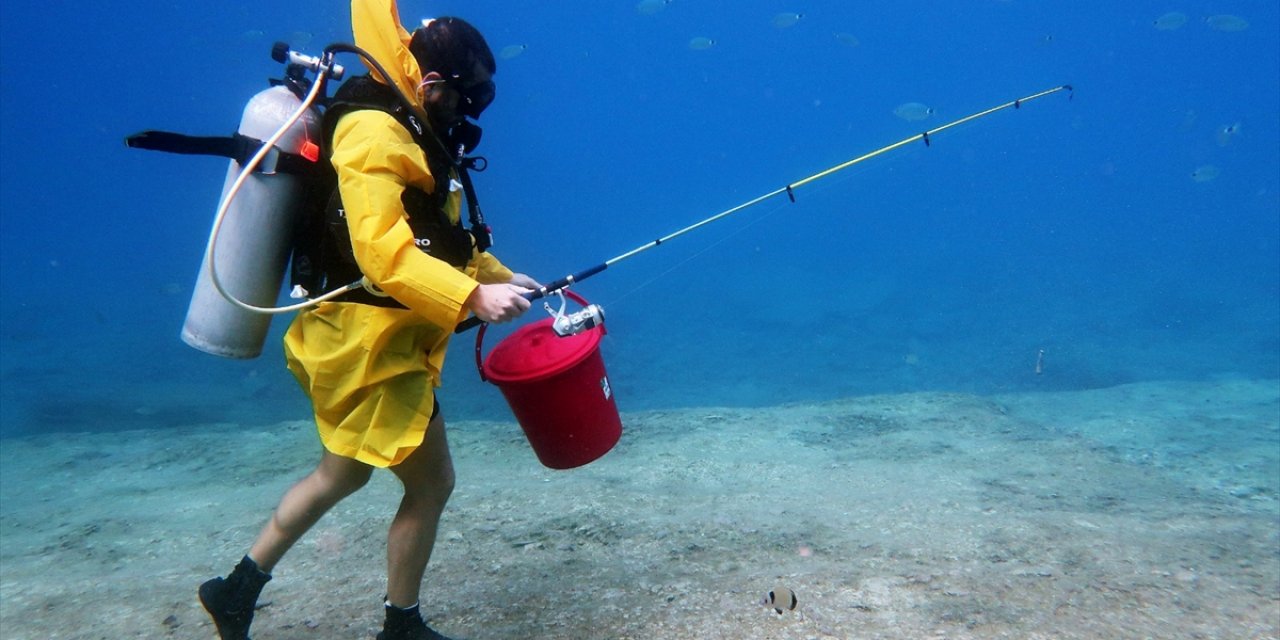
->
[[127, 44, 343, 359], [182, 83, 321, 358]]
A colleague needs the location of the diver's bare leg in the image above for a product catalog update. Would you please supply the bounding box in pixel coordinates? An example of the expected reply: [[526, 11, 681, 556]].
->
[[250, 449, 374, 571], [386, 412, 455, 607]]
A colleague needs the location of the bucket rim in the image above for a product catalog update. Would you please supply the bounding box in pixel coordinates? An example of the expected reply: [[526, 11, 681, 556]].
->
[[481, 318, 605, 384]]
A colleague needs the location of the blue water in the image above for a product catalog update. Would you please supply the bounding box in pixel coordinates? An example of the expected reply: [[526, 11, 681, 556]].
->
[[1, 0, 1276, 436]]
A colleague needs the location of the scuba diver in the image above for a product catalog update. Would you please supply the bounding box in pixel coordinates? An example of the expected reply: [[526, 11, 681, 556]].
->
[[196, 4, 537, 640]]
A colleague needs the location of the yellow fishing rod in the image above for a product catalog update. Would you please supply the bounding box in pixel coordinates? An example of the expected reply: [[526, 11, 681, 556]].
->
[[457, 84, 1073, 334]]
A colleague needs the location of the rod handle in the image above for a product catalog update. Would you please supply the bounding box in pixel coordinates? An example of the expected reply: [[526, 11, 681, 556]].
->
[[455, 289, 542, 334], [453, 263, 608, 334]]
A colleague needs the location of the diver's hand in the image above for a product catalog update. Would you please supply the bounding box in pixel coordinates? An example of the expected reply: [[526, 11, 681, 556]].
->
[[507, 272, 542, 290], [466, 283, 532, 324]]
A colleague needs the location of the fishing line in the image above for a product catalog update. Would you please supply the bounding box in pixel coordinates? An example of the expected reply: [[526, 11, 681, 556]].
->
[[610, 144, 897, 309], [604, 196, 795, 310], [457, 84, 1073, 333]]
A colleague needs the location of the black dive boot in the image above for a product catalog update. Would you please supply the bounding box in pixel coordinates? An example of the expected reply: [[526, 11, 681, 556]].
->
[[377, 601, 460, 640], [199, 556, 272, 640]]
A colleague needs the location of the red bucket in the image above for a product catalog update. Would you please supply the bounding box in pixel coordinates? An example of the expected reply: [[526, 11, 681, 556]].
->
[[476, 291, 621, 469]]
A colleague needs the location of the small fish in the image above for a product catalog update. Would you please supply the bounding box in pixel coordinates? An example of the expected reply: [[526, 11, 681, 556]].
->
[[833, 32, 860, 47], [1191, 165, 1220, 182], [688, 36, 716, 50], [1205, 14, 1249, 32], [499, 44, 528, 60], [772, 12, 803, 29], [893, 102, 934, 122], [1215, 121, 1242, 147], [1152, 12, 1187, 31], [762, 586, 797, 614], [635, 0, 671, 15], [289, 31, 314, 47]]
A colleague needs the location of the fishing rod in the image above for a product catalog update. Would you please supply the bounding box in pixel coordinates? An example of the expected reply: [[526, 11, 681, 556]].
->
[[456, 84, 1073, 334]]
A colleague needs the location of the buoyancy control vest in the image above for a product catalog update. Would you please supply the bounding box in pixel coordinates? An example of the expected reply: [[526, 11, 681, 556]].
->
[[290, 74, 479, 309]]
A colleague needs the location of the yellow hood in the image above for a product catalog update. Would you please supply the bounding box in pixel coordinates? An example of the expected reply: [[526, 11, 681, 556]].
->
[[350, 0, 428, 120]]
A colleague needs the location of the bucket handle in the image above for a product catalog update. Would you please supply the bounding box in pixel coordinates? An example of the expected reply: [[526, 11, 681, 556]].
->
[[475, 289, 596, 383]]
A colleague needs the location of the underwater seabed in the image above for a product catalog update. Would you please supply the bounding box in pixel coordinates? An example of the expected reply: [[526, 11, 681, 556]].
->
[[0, 378, 1276, 639]]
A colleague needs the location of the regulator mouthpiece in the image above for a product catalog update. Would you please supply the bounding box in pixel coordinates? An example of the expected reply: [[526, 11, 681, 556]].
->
[[544, 291, 605, 337]]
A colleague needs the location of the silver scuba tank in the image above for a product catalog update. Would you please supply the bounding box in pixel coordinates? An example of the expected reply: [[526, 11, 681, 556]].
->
[[181, 85, 321, 359]]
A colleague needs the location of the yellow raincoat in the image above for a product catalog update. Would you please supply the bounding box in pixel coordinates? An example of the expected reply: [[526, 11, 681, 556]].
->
[[284, 0, 512, 467]]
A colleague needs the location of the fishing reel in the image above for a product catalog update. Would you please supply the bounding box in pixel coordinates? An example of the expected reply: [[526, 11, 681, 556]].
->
[[544, 290, 605, 337]]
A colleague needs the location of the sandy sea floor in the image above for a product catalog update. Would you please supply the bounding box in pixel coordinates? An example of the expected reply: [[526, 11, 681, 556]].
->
[[1, 379, 1277, 640]]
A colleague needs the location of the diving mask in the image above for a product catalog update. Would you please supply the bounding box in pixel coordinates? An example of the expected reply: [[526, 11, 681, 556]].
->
[[447, 77, 495, 119], [419, 75, 495, 120]]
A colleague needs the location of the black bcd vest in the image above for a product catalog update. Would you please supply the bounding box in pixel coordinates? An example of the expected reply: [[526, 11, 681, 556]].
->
[[290, 75, 476, 308]]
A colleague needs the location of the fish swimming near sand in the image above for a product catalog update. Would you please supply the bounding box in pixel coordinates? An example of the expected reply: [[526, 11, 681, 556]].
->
[[762, 586, 797, 614]]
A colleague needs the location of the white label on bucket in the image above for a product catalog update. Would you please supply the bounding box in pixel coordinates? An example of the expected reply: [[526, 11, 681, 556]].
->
[[600, 376, 612, 400]]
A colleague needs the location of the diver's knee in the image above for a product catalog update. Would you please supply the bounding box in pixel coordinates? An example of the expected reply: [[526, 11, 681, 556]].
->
[[405, 460, 455, 505], [342, 467, 374, 496], [436, 463, 456, 497], [314, 464, 372, 499]]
